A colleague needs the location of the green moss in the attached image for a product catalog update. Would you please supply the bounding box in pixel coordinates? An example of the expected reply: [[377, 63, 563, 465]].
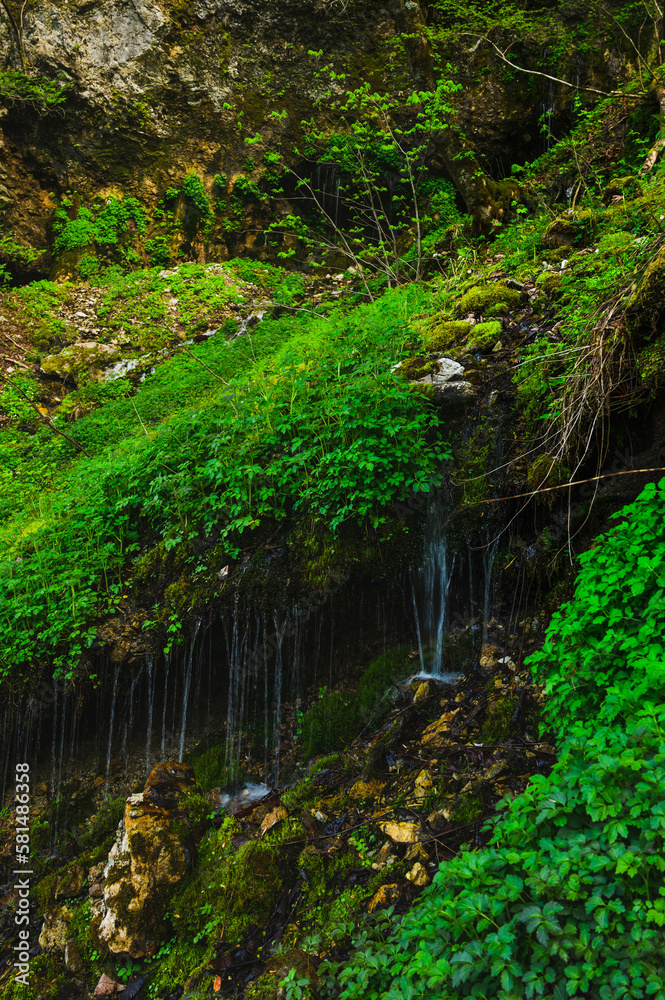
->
[[466, 320, 502, 352], [450, 793, 483, 825], [603, 175, 642, 201], [421, 319, 471, 352], [481, 694, 516, 743], [301, 646, 410, 758], [458, 284, 521, 315], [395, 356, 439, 380], [534, 271, 562, 296]]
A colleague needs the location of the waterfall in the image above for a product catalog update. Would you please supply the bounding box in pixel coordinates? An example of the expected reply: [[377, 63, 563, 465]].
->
[[482, 535, 500, 646], [105, 664, 121, 797], [423, 502, 456, 676], [273, 617, 284, 785], [145, 655, 155, 774], [161, 652, 170, 759], [179, 619, 201, 762], [410, 580, 425, 674]]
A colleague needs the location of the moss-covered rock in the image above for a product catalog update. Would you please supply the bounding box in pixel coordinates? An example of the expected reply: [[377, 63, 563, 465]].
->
[[603, 175, 642, 203], [467, 320, 502, 352], [623, 244, 665, 342], [421, 319, 471, 352], [458, 284, 522, 315]]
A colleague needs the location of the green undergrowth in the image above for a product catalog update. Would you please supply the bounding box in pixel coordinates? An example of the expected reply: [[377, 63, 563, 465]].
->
[[330, 479, 665, 999], [302, 646, 412, 758], [0, 277, 444, 676]]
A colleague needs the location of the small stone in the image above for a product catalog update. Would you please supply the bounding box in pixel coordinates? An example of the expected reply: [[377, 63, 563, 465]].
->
[[426, 807, 452, 828], [413, 680, 433, 703], [380, 821, 422, 843], [260, 805, 289, 836], [404, 842, 430, 863], [414, 771, 433, 800], [367, 883, 400, 912], [484, 760, 508, 781], [349, 779, 386, 801], [406, 862, 430, 887], [480, 643, 500, 669]]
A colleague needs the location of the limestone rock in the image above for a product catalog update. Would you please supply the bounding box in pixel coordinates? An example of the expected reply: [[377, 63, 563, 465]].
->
[[38, 904, 73, 952], [406, 862, 430, 887], [427, 805, 453, 829], [41, 342, 120, 382], [421, 708, 462, 746], [98, 761, 200, 958], [367, 883, 400, 912], [64, 937, 85, 975], [480, 643, 501, 669], [380, 821, 422, 843], [55, 865, 85, 900]]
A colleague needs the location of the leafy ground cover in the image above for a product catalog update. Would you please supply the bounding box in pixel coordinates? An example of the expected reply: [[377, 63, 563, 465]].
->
[[330, 479, 665, 1000]]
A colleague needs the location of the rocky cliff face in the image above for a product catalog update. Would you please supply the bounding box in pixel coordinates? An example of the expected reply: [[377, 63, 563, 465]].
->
[[1, 0, 602, 276]]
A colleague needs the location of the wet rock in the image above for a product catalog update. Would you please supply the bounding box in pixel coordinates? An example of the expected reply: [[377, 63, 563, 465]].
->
[[55, 865, 85, 900], [414, 770, 434, 800], [406, 862, 430, 887], [404, 842, 431, 864], [426, 806, 453, 829], [39, 904, 74, 951], [479, 643, 501, 670], [98, 761, 201, 958], [260, 804, 289, 836], [64, 937, 85, 975], [41, 342, 120, 382], [412, 680, 433, 703], [427, 380, 478, 412], [367, 883, 400, 912], [380, 821, 422, 843], [421, 707, 462, 745], [349, 779, 387, 802]]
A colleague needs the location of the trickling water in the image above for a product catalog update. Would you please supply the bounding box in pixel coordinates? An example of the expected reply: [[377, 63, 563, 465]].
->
[[161, 652, 170, 759], [105, 665, 121, 797], [423, 503, 456, 676], [482, 535, 500, 646], [146, 656, 155, 774], [411, 579, 425, 674], [273, 618, 284, 785], [179, 619, 201, 762]]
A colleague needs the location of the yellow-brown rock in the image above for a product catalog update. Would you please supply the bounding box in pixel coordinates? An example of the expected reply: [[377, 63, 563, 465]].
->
[[421, 708, 462, 746], [98, 761, 199, 958], [413, 680, 434, 703], [414, 770, 433, 800], [368, 883, 400, 912], [349, 779, 387, 802], [38, 903, 74, 951], [380, 821, 422, 843], [406, 862, 430, 887]]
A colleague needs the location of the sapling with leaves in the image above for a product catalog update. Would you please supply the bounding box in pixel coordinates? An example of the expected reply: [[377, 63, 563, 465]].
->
[[0, 0, 34, 70]]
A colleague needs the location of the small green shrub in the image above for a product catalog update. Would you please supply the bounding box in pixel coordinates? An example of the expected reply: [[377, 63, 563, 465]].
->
[[181, 173, 212, 216]]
